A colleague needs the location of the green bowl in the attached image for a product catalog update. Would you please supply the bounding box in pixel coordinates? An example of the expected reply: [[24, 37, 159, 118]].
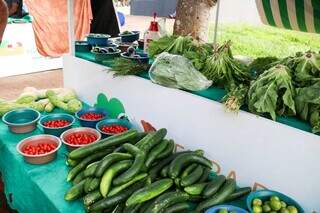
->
[[38, 113, 75, 137], [246, 190, 304, 213], [91, 49, 121, 62]]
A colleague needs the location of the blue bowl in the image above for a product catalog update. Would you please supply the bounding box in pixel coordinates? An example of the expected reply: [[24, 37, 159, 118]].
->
[[75, 108, 108, 128], [119, 31, 140, 43], [96, 118, 132, 138], [75, 41, 91, 52], [120, 52, 149, 64], [205, 205, 249, 213], [2, 108, 41, 134], [38, 113, 75, 137], [246, 190, 304, 213], [87, 34, 111, 46]]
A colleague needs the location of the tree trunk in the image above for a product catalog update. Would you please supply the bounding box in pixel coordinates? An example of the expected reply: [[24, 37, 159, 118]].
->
[[173, 0, 217, 42]]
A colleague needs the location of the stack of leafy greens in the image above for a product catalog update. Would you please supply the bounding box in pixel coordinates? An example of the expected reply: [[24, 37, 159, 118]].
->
[[111, 58, 150, 77]]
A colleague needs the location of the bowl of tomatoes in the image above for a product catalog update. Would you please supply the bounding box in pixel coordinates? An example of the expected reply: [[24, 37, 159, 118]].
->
[[61, 127, 101, 151], [16, 134, 61, 164], [75, 108, 108, 128], [96, 118, 132, 138], [39, 113, 75, 137]]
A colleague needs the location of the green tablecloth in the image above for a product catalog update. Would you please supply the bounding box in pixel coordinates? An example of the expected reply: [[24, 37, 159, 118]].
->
[[0, 109, 84, 213], [75, 52, 314, 135]]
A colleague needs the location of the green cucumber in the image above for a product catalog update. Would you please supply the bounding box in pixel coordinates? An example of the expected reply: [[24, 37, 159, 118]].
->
[[64, 179, 86, 201], [123, 203, 142, 213], [112, 144, 145, 186], [129, 132, 148, 144], [88, 178, 100, 192], [67, 149, 113, 182], [184, 182, 208, 195], [69, 129, 138, 159], [203, 175, 226, 198], [160, 165, 170, 177], [174, 178, 181, 188], [165, 202, 191, 213], [84, 177, 94, 193], [88, 180, 145, 211], [95, 153, 132, 177], [155, 139, 175, 159], [196, 179, 237, 212], [146, 191, 190, 213], [113, 203, 125, 213], [180, 165, 203, 187], [108, 173, 148, 197], [113, 146, 124, 153], [126, 178, 173, 206], [83, 161, 100, 177], [198, 167, 211, 182], [168, 153, 212, 179], [135, 131, 157, 148], [100, 160, 133, 197], [145, 140, 169, 168], [139, 198, 156, 213], [83, 190, 102, 206], [225, 187, 251, 202], [66, 158, 79, 167], [181, 163, 197, 178], [72, 170, 85, 185], [137, 128, 167, 153]]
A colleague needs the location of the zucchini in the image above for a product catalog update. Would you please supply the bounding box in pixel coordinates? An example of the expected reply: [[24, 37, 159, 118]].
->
[[64, 179, 86, 201], [165, 202, 191, 213], [72, 170, 85, 185], [84, 177, 94, 193], [168, 153, 212, 179], [196, 179, 237, 212], [95, 153, 132, 177], [108, 173, 148, 197], [145, 140, 169, 168], [146, 191, 190, 213], [184, 182, 208, 195], [67, 149, 113, 182], [69, 129, 138, 159], [112, 144, 145, 186], [137, 128, 167, 153], [155, 139, 175, 159], [203, 175, 226, 198], [88, 178, 100, 192], [100, 160, 133, 197], [225, 187, 251, 202], [83, 190, 102, 206], [180, 165, 203, 187], [198, 167, 211, 182], [88, 180, 145, 211], [160, 165, 170, 177], [126, 178, 173, 206], [181, 163, 197, 178], [83, 161, 100, 177]]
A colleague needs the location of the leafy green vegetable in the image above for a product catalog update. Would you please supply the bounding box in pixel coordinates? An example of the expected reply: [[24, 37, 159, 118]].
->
[[249, 56, 278, 78], [111, 58, 150, 76], [222, 84, 249, 112], [248, 65, 296, 120]]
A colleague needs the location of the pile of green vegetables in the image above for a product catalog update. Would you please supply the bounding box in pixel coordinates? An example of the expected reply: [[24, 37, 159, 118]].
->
[[0, 87, 82, 116], [64, 129, 251, 212]]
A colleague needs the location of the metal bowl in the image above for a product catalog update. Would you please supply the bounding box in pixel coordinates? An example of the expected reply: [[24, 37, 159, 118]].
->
[[61, 127, 101, 151], [38, 113, 75, 137], [2, 108, 40, 134], [96, 118, 132, 138], [75, 108, 108, 128], [16, 134, 61, 164]]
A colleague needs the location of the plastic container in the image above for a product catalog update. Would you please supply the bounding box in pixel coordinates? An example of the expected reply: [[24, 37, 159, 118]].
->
[[205, 205, 249, 213], [87, 34, 111, 46], [96, 118, 132, 138], [16, 134, 61, 164], [91, 49, 121, 62], [75, 108, 108, 128], [2, 108, 40, 134], [38, 114, 75, 137], [120, 52, 149, 64], [119, 31, 140, 43], [75, 41, 91, 52], [60, 127, 101, 151], [246, 190, 304, 213], [143, 13, 161, 53]]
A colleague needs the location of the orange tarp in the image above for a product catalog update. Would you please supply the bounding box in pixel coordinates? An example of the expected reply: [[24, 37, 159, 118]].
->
[[25, 0, 92, 57]]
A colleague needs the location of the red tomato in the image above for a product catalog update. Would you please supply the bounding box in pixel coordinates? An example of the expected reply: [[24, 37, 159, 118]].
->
[[80, 113, 105, 121], [22, 142, 57, 155], [65, 132, 98, 145], [43, 120, 71, 128], [101, 125, 128, 134]]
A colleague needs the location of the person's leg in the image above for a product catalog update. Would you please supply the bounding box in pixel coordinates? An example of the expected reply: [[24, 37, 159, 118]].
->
[[0, 0, 8, 44]]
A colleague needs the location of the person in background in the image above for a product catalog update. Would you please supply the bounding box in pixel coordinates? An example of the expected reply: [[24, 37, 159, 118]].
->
[[0, 0, 8, 44], [5, 0, 24, 18]]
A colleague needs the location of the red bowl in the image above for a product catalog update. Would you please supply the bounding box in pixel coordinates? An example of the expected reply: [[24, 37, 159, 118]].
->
[[60, 127, 101, 151], [16, 135, 61, 164]]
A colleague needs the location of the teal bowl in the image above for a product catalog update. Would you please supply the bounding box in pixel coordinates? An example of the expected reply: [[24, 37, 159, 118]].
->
[[2, 108, 41, 134], [205, 205, 249, 213], [246, 190, 304, 213], [91, 49, 121, 62], [39, 113, 75, 137], [96, 119, 132, 138]]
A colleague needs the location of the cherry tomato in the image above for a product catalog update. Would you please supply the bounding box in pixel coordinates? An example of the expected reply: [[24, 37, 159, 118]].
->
[[22, 142, 57, 155], [43, 120, 71, 128], [80, 113, 105, 121], [101, 125, 128, 134], [65, 132, 98, 145]]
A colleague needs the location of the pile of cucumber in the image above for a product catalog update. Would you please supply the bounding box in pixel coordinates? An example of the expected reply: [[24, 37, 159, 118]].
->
[[64, 129, 251, 212]]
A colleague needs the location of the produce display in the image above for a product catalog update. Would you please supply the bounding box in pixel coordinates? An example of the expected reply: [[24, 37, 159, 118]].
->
[[100, 124, 129, 134], [80, 112, 105, 121], [22, 143, 57, 155], [251, 197, 298, 213], [42, 120, 71, 128], [65, 132, 98, 145], [92, 47, 117, 54], [64, 129, 252, 212]]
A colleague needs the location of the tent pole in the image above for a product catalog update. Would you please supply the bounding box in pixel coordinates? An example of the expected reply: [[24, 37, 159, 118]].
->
[[213, 0, 221, 45], [67, 0, 75, 56]]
